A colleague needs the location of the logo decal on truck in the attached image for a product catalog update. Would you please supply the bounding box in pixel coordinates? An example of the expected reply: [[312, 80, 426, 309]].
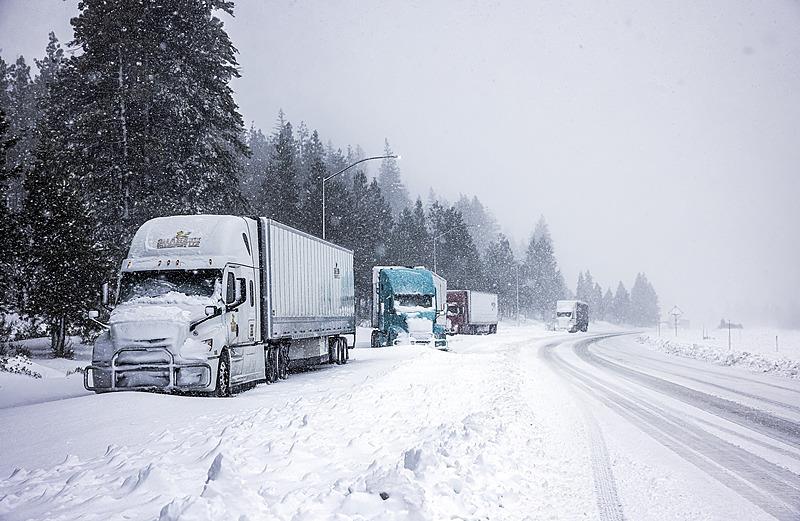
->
[[156, 230, 201, 249], [333, 263, 341, 279]]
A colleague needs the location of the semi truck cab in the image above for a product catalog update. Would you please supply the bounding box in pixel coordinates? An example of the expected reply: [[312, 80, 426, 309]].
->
[[370, 266, 448, 349], [86, 215, 263, 393]]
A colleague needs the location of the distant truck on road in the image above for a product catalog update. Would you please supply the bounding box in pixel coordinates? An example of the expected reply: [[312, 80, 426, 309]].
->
[[556, 300, 589, 333], [446, 290, 498, 335], [85, 215, 355, 396], [370, 266, 448, 349]]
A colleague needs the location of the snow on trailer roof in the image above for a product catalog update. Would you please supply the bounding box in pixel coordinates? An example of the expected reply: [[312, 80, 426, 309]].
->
[[557, 299, 587, 311]]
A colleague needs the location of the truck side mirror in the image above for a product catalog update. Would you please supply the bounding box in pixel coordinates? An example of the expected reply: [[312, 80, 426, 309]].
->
[[88, 310, 100, 320], [101, 283, 109, 306], [205, 305, 218, 317], [225, 273, 236, 305]]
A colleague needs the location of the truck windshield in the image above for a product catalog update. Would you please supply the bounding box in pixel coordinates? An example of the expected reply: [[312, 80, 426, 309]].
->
[[557, 311, 572, 317], [395, 294, 433, 308], [118, 269, 222, 303]]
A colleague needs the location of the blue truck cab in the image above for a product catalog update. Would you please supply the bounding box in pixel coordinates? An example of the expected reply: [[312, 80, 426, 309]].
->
[[370, 266, 448, 349]]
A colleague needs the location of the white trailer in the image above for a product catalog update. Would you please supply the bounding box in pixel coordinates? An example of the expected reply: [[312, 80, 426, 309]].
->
[[446, 290, 499, 334], [86, 215, 355, 396]]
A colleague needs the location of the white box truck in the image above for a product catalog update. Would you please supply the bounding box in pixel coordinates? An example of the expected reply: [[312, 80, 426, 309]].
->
[[446, 290, 499, 334], [85, 215, 355, 396]]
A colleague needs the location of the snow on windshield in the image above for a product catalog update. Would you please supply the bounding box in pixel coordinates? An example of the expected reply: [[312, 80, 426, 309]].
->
[[118, 269, 222, 304]]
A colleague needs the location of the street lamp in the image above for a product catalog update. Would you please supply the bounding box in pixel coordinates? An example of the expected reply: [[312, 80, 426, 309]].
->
[[322, 154, 399, 240]]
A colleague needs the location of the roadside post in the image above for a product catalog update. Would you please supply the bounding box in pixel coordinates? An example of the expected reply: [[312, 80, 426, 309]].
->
[[669, 305, 682, 338]]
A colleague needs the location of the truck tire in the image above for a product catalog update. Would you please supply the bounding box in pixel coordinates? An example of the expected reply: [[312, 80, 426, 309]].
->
[[339, 337, 348, 365], [265, 347, 279, 384], [279, 344, 290, 379], [215, 350, 231, 397], [370, 330, 380, 348]]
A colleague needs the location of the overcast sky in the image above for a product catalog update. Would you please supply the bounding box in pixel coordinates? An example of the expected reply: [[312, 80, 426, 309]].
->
[[2, 0, 799, 327]]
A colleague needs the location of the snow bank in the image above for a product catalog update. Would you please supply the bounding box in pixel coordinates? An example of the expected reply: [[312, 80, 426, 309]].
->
[[636, 334, 800, 379]]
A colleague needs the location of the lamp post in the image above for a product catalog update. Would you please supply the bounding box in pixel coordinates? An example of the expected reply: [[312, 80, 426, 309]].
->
[[322, 154, 398, 240]]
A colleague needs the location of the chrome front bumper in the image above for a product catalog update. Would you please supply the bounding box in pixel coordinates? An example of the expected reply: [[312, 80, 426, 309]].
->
[[84, 347, 211, 392]]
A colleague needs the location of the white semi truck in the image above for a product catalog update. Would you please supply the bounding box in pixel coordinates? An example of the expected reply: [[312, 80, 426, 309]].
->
[[85, 215, 355, 396], [556, 299, 589, 333]]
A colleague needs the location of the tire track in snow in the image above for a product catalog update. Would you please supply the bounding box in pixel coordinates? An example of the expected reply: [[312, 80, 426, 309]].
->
[[539, 337, 625, 521], [577, 341, 800, 449], [546, 336, 800, 521]]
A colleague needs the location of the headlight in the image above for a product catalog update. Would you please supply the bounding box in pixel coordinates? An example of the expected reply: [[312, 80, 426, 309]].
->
[[202, 339, 213, 350]]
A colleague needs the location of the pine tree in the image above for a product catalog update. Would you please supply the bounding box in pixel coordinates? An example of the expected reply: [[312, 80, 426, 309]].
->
[[67, 0, 248, 266], [377, 139, 409, 216], [0, 105, 18, 311], [522, 217, 564, 319], [483, 234, 519, 318], [23, 37, 105, 356], [258, 113, 299, 226], [591, 282, 603, 321], [601, 288, 614, 322], [5, 55, 37, 212], [296, 129, 326, 235], [454, 194, 500, 254], [575, 271, 587, 301], [428, 201, 483, 290], [630, 273, 660, 326], [240, 124, 271, 209], [611, 282, 631, 325], [345, 171, 393, 317], [388, 198, 429, 267]]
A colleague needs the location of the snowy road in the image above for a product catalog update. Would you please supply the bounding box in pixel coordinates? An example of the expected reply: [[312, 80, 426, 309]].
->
[[1, 326, 799, 520], [541, 333, 800, 521]]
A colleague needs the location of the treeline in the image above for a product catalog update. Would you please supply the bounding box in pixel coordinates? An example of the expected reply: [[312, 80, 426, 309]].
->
[[575, 271, 660, 327], [0, 0, 659, 355]]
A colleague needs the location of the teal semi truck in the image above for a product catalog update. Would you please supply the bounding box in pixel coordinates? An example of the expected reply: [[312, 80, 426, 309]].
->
[[370, 266, 448, 349]]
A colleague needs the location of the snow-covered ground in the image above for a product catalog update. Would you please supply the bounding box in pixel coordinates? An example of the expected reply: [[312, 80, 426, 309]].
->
[[0, 337, 92, 409], [1, 323, 799, 520], [637, 326, 800, 379]]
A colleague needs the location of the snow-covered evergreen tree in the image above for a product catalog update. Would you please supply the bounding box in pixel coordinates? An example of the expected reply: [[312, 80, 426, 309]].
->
[[240, 124, 271, 209], [377, 139, 410, 216], [5, 55, 37, 212], [522, 217, 565, 319], [388, 198, 430, 267], [67, 0, 248, 262], [428, 201, 483, 290], [601, 288, 614, 322], [0, 105, 18, 311], [483, 234, 519, 318], [629, 273, 660, 326], [591, 282, 603, 321], [611, 282, 631, 324], [22, 39, 105, 356], [258, 114, 299, 226], [454, 194, 500, 254]]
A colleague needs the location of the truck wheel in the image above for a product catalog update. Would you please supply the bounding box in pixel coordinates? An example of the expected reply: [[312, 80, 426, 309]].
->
[[370, 330, 380, 348], [339, 337, 348, 364], [215, 350, 231, 397], [279, 344, 289, 379], [265, 347, 278, 384]]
